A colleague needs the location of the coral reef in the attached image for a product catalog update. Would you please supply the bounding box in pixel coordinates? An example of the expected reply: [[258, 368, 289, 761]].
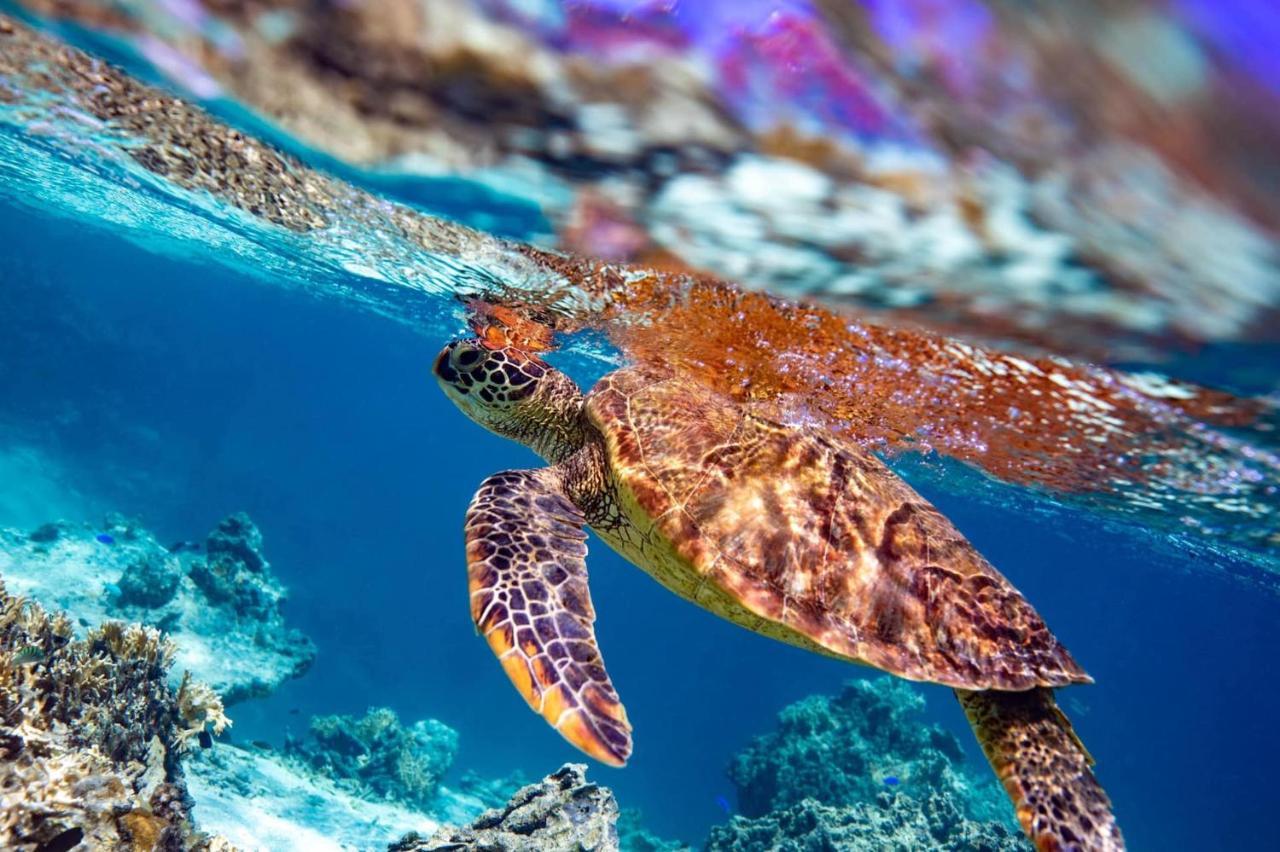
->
[[0, 512, 316, 703], [453, 768, 532, 812], [0, 578, 228, 850], [705, 794, 1026, 852], [391, 763, 619, 852], [284, 706, 460, 809], [189, 512, 274, 618], [730, 677, 972, 816], [116, 547, 184, 609], [720, 677, 1028, 850]]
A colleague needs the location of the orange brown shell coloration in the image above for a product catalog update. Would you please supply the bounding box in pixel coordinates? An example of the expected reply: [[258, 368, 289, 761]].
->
[[585, 366, 1090, 691]]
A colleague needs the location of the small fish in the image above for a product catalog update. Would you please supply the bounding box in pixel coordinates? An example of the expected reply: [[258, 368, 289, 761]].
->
[[714, 794, 732, 815], [12, 645, 46, 665], [883, 776, 900, 786], [198, 730, 213, 749], [95, 533, 115, 544], [288, 707, 301, 715]]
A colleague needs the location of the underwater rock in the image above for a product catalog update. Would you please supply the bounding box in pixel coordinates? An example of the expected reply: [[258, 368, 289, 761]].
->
[[704, 793, 1027, 852], [189, 512, 279, 620], [0, 513, 316, 704], [392, 763, 619, 852], [285, 706, 460, 809], [0, 577, 230, 850], [722, 677, 1027, 848], [204, 510, 268, 573], [116, 547, 184, 609]]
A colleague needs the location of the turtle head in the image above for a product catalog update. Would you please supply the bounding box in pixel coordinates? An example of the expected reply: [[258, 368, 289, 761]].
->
[[434, 338, 588, 462]]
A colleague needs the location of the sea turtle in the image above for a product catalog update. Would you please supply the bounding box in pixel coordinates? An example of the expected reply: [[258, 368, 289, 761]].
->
[[434, 336, 1123, 851]]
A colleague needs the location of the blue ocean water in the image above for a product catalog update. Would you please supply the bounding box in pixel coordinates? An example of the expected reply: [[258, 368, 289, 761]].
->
[[1, 26, 1278, 852]]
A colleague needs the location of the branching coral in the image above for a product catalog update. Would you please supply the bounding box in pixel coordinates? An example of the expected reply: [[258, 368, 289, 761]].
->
[[0, 578, 229, 850], [285, 706, 458, 809], [176, 672, 232, 752]]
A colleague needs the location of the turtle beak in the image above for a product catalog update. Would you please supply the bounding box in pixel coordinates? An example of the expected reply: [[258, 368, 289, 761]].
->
[[433, 343, 460, 385], [434, 339, 488, 391]]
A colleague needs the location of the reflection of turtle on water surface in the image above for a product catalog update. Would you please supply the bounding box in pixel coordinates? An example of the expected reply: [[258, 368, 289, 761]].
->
[[434, 336, 1124, 851]]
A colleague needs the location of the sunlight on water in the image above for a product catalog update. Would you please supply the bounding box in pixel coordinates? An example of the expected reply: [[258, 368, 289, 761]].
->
[[1, 23, 1276, 584]]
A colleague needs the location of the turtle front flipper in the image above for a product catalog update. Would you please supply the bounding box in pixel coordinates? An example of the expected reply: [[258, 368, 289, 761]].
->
[[465, 468, 632, 766], [959, 688, 1124, 851]]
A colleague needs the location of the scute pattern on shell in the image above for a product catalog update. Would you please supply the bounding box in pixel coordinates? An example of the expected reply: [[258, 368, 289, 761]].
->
[[586, 368, 1089, 691]]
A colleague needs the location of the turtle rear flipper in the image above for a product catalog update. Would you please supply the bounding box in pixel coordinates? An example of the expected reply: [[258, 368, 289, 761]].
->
[[465, 468, 632, 766], [959, 688, 1124, 851]]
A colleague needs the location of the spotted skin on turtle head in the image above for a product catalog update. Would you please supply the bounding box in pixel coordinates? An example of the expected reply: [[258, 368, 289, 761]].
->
[[465, 467, 632, 766], [435, 339, 588, 463], [434, 338, 546, 405]]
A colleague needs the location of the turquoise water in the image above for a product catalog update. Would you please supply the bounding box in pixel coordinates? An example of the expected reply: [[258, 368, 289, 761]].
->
[[2, 15, 1279, 851]]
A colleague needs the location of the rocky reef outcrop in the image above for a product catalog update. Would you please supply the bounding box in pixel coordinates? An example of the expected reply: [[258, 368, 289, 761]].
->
[[0, 578, 230, 850], [391, 763, 619, 852], [0, 512, 316, 703], [705, 793, 1026, 852], [730, 677, 972, 816], [714, 677, 1029, 851], [284, 706, 460, 810]]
